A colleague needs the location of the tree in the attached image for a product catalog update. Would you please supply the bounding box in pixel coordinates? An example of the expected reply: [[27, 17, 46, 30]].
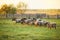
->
[[0, 4, 16, 18], [17, 2, 27, 14], [0, 2, 27, 18]]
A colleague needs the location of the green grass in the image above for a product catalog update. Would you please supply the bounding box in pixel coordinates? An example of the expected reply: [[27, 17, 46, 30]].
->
[[0, 18, 60, 40]]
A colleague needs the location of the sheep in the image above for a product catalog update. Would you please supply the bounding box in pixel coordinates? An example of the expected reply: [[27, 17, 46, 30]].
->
[[34, 19, 42, 26], [47, 22, 56, 29], [34, 19, 49, 27], [15, 19, 21, 23], [15, 18, 27, 23], [24, 19, 34, 25], [20, 18, 27, 24], [42, 21, 49, 26], [51, 22, 56, 29]]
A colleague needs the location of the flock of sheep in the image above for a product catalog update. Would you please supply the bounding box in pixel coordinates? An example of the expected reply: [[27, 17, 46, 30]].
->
[[12, 18, 56, 29]]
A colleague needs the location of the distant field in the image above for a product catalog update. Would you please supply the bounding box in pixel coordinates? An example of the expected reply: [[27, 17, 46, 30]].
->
[[0, 18, 60, 40]]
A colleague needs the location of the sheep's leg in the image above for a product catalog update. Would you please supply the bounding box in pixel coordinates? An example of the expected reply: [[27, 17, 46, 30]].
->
[[50, 26, 51, 29], [52, 24, 56, 29], [47, 24, 51, 29], [54, 25, 56, 29]]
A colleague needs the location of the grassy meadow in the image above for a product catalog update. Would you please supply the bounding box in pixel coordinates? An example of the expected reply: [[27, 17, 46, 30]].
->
[[0, 18, 60, 40]]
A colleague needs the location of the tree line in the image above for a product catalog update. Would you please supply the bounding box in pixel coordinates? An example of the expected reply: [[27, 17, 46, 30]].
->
[[0, 2, 27, 18]]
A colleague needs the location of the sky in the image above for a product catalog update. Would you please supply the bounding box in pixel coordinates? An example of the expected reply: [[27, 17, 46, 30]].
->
[[0, 0, 60, 9]]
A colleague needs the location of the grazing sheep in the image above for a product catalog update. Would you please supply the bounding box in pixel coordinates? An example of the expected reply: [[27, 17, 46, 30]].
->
[[15, 18, 27, 23], [12, 17, 56, 29], [34, 19, 49, 27], [34, 19, 42, 26], [47, 22, 56, 29], [32, 18, 36, 21], [51, 22, 56, 29], [42, 21, 49, 26], [16, 19, 21, 23], [24, 19, 33, 25], [20, 18, 27, 24]]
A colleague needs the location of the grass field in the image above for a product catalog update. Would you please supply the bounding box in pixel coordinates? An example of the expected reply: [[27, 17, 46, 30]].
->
[[0, 18, 60, 40]]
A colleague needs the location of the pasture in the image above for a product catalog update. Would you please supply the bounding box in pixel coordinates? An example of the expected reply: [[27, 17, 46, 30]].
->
[[0, 18, 60, 40]]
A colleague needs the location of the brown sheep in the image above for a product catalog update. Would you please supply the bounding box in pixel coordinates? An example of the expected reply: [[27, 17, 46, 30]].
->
[[47, 22, 56, 29]]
